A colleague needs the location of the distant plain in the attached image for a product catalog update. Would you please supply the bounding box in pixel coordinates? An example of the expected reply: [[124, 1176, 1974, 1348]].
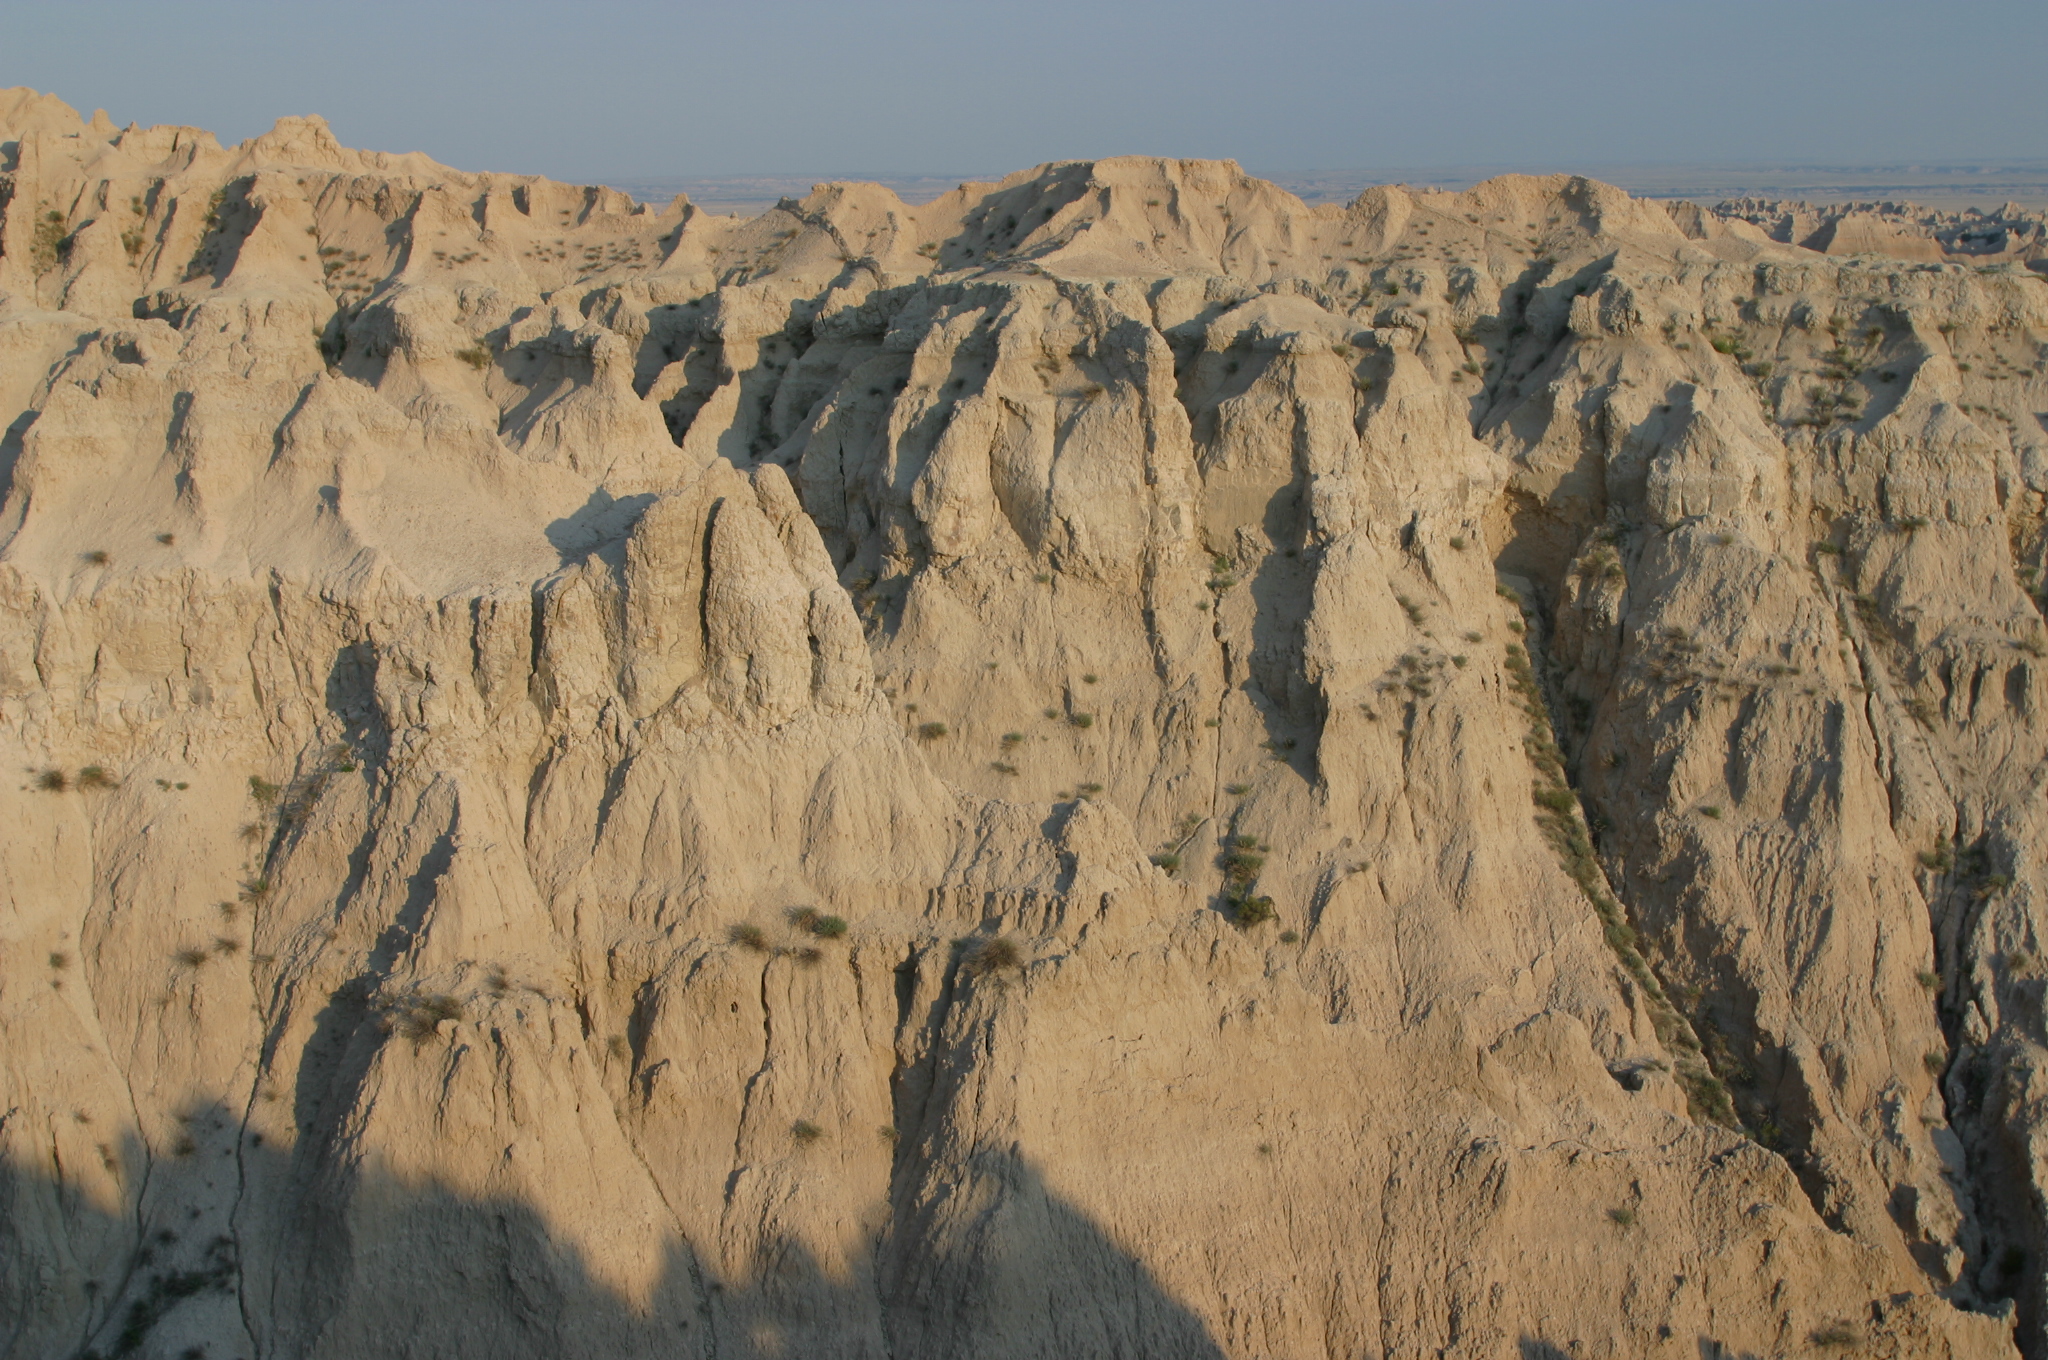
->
[[617, 160, 2048, 219]]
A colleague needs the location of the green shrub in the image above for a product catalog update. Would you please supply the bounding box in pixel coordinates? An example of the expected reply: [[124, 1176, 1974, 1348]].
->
[[1607, 1207, 1636, 1228], [1278, 930, 1300, 944], [77, 766, 115, 790], [730, 923, 768, 952], [917, 721, 949, 741], [1150, 852, 1181, 872], [248, 776, 280, 806], [792, 1119, 824, 1143], [809, 915, 848, 939], [1699, 805, 1722, 819], [34, 769, 67, 792], [1069, 713, 1093, 728], [174, 947, 210, 968], [1232, 895, 1276, 927], [1917, 969, 1940, 990], [1224, 783, 1250, 796]]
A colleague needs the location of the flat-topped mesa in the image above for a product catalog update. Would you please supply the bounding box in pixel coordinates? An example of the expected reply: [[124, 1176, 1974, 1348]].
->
[[3, 89, 2046, 1359]]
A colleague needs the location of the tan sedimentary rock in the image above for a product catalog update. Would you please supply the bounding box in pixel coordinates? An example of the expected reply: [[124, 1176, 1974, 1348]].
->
[[2, 89, 2045, 1357]]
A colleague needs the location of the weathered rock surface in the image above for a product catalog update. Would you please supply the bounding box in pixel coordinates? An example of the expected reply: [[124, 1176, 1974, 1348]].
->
[[2, 89, 2046, 1358]]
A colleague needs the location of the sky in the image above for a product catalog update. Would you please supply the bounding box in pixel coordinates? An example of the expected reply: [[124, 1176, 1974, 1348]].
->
[[3, 0, 2044, 182]]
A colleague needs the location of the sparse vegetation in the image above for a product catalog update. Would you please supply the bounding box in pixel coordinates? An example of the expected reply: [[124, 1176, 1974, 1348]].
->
[[964, 935, 1023, 976], [791, 1119, 824, 1143], [1232, 895, 1277, 926], [77, 766, 116, 790], [730, 923, 768, 952], [35, 769, 68, 792], [1810, 1321, 1862, 1349], [1069, 712, 1094, 729], [917, 721, 949, 741], [1502, 625, 1733, 1125], [389, 992, 465, 1043], [1607, 1207, 1636, 1228]]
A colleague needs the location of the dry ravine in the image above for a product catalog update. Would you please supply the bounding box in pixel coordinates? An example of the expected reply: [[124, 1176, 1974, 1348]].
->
[[3, 86, 2048, 1358]]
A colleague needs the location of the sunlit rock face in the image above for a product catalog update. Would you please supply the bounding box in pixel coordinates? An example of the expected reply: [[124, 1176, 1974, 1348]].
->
[[1, 87, 2043, 1358]]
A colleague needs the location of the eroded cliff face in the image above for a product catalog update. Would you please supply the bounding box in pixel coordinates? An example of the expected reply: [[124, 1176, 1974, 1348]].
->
[[1, 86, 2045, 1358]]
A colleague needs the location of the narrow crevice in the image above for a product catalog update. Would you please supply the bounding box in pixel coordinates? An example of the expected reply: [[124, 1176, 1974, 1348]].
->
[[723, 956, 777, 1208], [1503, 584, 1736, 1125]]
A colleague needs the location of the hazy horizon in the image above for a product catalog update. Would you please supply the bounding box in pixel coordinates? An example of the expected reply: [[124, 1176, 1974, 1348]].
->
[[5, 0, 2045, 189]]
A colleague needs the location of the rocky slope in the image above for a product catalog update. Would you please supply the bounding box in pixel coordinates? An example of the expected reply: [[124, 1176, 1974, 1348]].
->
[[2, 86, 2047, 1358]]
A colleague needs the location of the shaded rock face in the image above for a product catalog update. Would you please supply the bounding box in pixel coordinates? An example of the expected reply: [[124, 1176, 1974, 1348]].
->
[[0, 88, 2044, 1359]]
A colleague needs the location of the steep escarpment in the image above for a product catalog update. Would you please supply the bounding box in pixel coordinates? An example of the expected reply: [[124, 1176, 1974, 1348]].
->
[[2, 89, 2045, 1358]]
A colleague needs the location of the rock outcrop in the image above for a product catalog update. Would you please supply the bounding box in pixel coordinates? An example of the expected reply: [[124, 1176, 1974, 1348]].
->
[[3, 89, 2047, 1358]]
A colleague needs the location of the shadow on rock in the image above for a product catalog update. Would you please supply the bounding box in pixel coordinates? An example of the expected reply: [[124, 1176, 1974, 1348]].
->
[[0, 1108, 1225, 1360]]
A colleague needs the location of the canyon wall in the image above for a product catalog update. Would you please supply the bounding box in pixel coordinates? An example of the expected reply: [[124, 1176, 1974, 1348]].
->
[[2, 87, 2046, 1357]]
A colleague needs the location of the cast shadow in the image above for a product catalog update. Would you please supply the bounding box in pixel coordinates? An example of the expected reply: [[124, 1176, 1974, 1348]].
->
[[0, 1102, 1226, 1360]]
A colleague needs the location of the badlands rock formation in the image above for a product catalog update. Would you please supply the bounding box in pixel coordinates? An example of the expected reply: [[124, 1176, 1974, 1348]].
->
[[1707, 197, 2048, 271], [2, 86, 2047, 1358]]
